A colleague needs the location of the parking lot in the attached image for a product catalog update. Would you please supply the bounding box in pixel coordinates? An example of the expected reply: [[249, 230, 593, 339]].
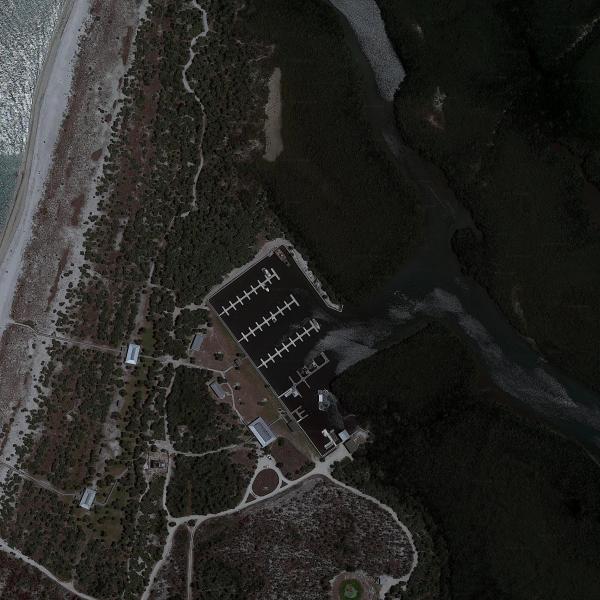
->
[[208, 246, 351, 454]]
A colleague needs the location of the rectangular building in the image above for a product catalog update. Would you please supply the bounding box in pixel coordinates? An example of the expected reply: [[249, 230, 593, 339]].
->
[[249, 417, 277, 447], [125, 343, 141, 365], [79, 488, 96, 510]]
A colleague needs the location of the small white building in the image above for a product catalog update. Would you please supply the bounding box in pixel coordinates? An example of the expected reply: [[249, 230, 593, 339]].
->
[[249, 417, 277, 448], [79, 488, 96, 510], [338, 429, 350, 443], [125, 343, 141, 366]]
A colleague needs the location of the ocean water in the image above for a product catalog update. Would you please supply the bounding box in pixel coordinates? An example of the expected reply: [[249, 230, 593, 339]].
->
[[0, 0, 64, 232]]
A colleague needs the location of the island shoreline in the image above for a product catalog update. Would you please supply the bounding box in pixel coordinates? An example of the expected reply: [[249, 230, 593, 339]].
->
[[0, 0, 79, 322]]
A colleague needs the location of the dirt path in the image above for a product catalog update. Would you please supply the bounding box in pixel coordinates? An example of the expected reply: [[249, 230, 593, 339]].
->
[[182, 0, 209, 210], [170, 444, 241, 459], [186, 525, 194, 600], [0, 461, 77, 498], [0, 537, 98, 600], [6, 320, 121, 355], [143, 442, 419, 598], [4, 319, 231, 378]]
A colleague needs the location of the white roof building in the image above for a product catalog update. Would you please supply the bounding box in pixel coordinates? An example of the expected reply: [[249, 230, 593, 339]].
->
[[338, 429, 350, 443], [79, 488, 96, 510], [125, 343, 141, 365], [248, 417, 277, 447]]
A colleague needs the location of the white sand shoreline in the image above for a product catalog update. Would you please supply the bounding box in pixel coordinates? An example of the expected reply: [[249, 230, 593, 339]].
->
[[0, 0, 89, 329]]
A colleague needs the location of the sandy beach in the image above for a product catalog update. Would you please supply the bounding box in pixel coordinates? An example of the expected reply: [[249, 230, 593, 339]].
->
[[0, 0, 88, 329], [0, 0, 143, 470]]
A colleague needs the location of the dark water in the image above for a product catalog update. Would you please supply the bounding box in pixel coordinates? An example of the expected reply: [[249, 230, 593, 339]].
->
[[321, 0, 600, 458]]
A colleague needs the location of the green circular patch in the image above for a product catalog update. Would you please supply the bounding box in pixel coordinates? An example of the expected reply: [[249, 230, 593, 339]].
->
[[340, 579, 362, 600]]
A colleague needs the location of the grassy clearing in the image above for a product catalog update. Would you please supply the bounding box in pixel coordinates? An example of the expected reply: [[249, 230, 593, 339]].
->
[[340, 578, 363, 599]]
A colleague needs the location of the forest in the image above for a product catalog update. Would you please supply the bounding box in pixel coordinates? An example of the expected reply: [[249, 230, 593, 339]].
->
[[332, 323, 600, 599], [166, 366, 242, 453], [242, 0, 424, 300], [9, 0, 600, 597], [0, 0, 268, 594], [378, 0, 600, 391], [166, 452, 253, 517]]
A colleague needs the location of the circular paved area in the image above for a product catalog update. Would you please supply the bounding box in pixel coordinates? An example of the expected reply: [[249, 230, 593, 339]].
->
[[252, 468, 279, 496]]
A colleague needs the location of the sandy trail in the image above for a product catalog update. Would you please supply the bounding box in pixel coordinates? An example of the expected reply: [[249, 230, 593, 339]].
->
[[182, 0, 209, 210], [143, 443, 418, 598], [0, 536, 98, 600]]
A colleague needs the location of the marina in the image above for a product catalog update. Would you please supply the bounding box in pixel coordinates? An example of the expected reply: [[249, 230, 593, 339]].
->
[[208, 245, 353, 456]]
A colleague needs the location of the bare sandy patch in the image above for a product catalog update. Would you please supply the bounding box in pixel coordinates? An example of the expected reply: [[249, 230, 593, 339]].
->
[[263, 67, 283, 162]]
